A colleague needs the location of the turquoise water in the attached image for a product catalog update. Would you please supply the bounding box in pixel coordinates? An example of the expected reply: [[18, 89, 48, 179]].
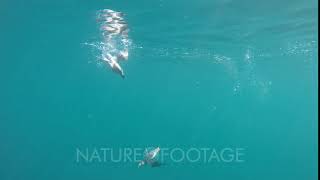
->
[[0, 0, 318, 179]]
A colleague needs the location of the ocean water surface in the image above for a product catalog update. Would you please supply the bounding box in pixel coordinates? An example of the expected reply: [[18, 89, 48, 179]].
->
[[0, 0, 318, 179]]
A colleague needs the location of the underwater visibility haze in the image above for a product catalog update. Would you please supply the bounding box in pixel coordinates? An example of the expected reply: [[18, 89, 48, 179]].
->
[[0, 0, 318, 179]]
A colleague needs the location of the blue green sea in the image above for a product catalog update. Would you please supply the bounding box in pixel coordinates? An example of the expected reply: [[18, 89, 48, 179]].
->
[[0, 0, 318, 179]]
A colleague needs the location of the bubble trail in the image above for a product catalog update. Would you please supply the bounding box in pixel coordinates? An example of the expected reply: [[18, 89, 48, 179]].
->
[[96, 9, 131, 78]]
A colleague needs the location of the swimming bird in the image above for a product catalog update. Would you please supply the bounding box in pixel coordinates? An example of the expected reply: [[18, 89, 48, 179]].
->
[[138, 147, 161, 168], [102, 53, 125, 78]]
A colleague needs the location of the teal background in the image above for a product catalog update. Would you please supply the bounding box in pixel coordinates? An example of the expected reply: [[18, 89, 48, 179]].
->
[[0, 0, 318, 179]]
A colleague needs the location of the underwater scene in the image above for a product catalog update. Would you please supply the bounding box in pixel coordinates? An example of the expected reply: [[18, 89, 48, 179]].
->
[[0, 0, 318, 179]]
